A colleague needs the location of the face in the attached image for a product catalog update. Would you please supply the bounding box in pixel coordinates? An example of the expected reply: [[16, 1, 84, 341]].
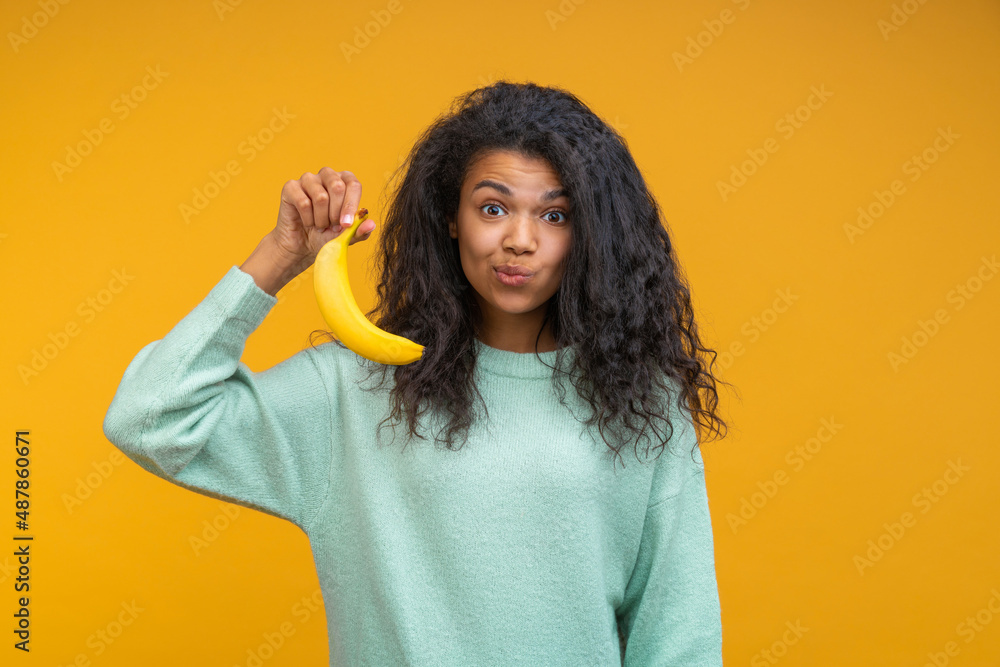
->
[[448, 150, 572, 353]]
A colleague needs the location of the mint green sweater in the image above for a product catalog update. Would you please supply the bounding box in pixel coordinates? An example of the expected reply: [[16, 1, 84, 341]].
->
[[102, 266, 723, 666]]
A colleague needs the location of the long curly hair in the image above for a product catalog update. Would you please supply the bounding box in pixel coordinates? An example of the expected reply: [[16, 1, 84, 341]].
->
[[310, 80, 734, 469]]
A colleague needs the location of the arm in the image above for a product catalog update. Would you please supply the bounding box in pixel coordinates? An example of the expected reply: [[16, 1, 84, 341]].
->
[[617, 430, 723, 665], [102, 266, 335, 532], [239, 233, 301, 297], [103, 167, 376, 530]]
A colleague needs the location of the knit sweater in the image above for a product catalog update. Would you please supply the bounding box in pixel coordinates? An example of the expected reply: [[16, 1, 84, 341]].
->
[[102, 265, 723, 666]]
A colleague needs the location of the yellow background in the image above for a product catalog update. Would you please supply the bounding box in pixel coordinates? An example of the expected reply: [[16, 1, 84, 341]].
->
[[2, 0, 998, 664]]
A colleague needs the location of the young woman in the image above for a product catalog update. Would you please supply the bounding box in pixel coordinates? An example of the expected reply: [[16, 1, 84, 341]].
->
[[104, 80, 729, 666]]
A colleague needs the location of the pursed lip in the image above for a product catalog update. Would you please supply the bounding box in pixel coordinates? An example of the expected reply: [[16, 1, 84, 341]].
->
[[495, 264, 534, 276]]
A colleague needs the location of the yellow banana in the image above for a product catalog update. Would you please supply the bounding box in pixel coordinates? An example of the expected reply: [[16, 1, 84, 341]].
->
[[313, 207, 424, 365]]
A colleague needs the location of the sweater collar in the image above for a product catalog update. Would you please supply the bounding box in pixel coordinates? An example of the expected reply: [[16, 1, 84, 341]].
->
[[473, 338, 577, 380]]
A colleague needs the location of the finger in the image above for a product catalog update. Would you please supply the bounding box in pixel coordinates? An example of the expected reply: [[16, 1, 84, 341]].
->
[[315, 167, 340, 231], [279, 180, 307, 227], [299, 172, 328, 230], [319, 169, 348, 229], [281, 179, 314, 228], [336, 170, 363, 229], [348, 219, 376, 245]]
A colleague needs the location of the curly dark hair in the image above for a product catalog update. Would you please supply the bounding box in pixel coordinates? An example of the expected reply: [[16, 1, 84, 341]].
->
[[309, 80, 734, 469]]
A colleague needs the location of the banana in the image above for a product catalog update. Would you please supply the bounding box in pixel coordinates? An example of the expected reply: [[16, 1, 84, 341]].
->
[[313, 207, 424, 365]]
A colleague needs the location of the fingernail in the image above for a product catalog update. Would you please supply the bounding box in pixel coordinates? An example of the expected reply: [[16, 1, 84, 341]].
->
[[343, 213, 354, 227]]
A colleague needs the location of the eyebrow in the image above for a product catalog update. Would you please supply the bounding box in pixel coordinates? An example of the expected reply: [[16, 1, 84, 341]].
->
[[471, 179, 568, 202]]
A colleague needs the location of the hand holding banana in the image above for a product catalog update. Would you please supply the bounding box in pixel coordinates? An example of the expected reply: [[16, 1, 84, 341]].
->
[[267, 167, 423, 365], [269, 167, 378, 275], [314, 206, 424, 365]]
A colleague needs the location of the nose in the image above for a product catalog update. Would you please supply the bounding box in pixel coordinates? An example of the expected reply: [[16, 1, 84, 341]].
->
[[502, 212, 536, 252]]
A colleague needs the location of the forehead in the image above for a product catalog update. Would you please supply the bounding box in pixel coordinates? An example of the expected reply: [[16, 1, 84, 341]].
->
[[462, 150, 566, 197]]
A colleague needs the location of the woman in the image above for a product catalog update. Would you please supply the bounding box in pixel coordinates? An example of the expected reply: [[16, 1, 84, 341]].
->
[[104, 80, 729, 666]]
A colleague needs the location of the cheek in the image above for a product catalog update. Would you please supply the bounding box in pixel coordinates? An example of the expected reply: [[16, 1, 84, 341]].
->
[[463, 233, 496, 263], [457, 239, 488, 280], [550, 263, 568, 289], [550, 238, 572, 273]]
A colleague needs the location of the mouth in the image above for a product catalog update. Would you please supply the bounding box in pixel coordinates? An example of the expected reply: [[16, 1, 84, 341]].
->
[[494, 268, 532, 286]]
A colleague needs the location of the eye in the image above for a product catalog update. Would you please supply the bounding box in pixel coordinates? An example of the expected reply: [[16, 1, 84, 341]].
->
[[544, 210, 568, 224], [480, 203, 505, 217]]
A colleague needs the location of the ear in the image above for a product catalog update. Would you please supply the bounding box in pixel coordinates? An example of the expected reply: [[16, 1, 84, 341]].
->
[[447, 215, 457, 239]]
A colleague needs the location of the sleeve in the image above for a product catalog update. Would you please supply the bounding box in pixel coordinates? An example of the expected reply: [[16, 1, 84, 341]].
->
[[616, 416, 723, 666], [102, 266, 335, 533]]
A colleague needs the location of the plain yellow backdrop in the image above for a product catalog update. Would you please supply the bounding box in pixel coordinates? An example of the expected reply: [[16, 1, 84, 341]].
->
[[2, 0, 998, 664]]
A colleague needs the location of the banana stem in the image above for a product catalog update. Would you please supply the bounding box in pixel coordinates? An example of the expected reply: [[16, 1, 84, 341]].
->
[[341, 208, 369, 245]]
